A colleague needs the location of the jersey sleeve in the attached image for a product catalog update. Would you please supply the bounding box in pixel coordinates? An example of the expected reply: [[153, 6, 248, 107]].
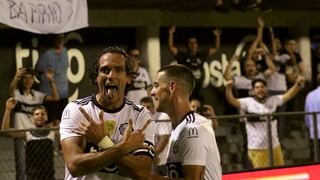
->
[[132, 108, 156, 159], [272, 95, 283, 107], [238, 97, 250, 111], [59, 102, 84, 140], [179, 124, 210, 166]]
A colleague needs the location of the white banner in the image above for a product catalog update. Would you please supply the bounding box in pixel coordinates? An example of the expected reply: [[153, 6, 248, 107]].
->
[[0, 0, 88, 34]]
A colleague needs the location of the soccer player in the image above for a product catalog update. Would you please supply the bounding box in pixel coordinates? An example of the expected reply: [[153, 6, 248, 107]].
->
[[59, 46, 155, 180], [148, 64, 222, 179]]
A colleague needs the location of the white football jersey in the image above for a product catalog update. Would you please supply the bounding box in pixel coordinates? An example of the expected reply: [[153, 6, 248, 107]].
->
[[239, 95, 283, 149], [166, 112, 221, 180], [126, 67, 152, 105], [14, 89, 46, 129], [60, 95, 155, 180]]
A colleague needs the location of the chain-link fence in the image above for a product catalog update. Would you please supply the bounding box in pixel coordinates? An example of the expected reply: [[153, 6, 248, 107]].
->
[[215, 111, 320, 173], [0, 111, 319, 179], [0, 128, 64, 180]]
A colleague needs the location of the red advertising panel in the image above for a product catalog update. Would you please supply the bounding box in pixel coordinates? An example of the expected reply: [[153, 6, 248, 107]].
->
[[223, 164, 320, 180]]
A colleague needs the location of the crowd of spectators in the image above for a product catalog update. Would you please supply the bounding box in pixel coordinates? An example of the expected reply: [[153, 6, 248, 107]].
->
[[0, 17, 320, 179]]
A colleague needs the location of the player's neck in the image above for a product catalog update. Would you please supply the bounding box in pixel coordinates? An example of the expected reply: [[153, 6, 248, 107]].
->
[[169, 100, 192, 128]]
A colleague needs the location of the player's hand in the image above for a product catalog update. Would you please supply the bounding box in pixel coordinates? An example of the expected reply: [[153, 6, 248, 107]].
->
[[75, 107, 108, 144], [118, 119, 151, 154]]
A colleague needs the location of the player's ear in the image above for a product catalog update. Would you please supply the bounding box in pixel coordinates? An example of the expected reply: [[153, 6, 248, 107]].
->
[[169, 81, 176, 95]]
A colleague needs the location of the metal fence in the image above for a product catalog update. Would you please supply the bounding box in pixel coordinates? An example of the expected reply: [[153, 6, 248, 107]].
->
[[0, 111, 319, 179], [214, 111, 320, 173], [0, 127, 64, 180]]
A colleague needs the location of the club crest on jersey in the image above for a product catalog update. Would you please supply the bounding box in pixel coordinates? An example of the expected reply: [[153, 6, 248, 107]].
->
[[119, 123, 128, 135], [188, 127, 199, 138], [105, 120, 116, 136]]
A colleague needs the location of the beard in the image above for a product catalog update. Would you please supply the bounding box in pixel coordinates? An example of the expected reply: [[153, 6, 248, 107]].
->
[[254, 94, 267, 103]]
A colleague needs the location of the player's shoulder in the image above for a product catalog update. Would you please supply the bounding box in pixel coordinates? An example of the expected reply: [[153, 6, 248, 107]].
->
[[184, 112, 209, 128], [124, 99, 145, 112], [73, 95, 93, 105], [181, 113, 212, 140], [65, 95, 93, 110]]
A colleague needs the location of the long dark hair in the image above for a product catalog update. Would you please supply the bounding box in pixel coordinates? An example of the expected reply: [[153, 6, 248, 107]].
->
[[88, 46, 139, 93]]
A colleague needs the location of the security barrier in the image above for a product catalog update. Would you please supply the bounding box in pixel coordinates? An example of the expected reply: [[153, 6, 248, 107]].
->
[[0, 111, 319, 179]]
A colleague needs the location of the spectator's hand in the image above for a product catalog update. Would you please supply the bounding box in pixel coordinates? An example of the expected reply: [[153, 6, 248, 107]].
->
[[202, 104, 215, 117], [213, 28, 222, 36], [14, 68, 26, 80], [77, 107, 108, 144], [295, 75, 305, 87], [202, 104, 219, 129], [5, 97, 17, 110], [226, 79, 234, 88], [258, 16, 264, 27], [118, 119, 151, 154], [269, 27, 274, 34], [45, 68, 55, 81], [168, 25, 176, 34], [229, 55, 239, 62]]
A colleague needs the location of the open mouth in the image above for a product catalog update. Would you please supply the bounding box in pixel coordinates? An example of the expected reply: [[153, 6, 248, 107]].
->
[[105, 82, 118, 98]]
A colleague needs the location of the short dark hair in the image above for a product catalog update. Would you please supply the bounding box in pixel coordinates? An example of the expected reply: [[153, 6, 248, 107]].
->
[[251, 78, 267, 88], [18, 67, 36, 95], [140, 96, 154, 105], [89, 46, 139, 86], [158, 64, 195, 96], [317, 73, 320, 85], [32, 105, 47, 114]]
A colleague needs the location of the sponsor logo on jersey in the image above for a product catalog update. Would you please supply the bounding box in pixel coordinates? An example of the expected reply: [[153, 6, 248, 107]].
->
[[188, 127, 199, 138], [62, 109, 70, 120]]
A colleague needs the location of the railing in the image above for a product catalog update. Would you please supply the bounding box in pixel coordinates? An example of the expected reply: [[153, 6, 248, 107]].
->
[[0, 111, 318, 179]]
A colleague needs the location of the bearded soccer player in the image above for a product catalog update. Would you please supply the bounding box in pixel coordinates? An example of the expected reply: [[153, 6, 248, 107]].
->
[[148, 64, 222, 180]]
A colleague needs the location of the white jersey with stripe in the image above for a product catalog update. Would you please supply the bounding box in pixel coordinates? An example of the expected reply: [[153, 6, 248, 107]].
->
[[238, 95, 283, 149], [166, 112, 221, 180], [26, 130, 55, 142], [60, 95, 155, 180], [126, 67, 152, 105]]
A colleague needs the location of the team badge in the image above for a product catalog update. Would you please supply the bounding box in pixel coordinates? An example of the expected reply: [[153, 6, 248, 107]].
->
[[105, 120, 116, 136], [119, 123, 129, 135]]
